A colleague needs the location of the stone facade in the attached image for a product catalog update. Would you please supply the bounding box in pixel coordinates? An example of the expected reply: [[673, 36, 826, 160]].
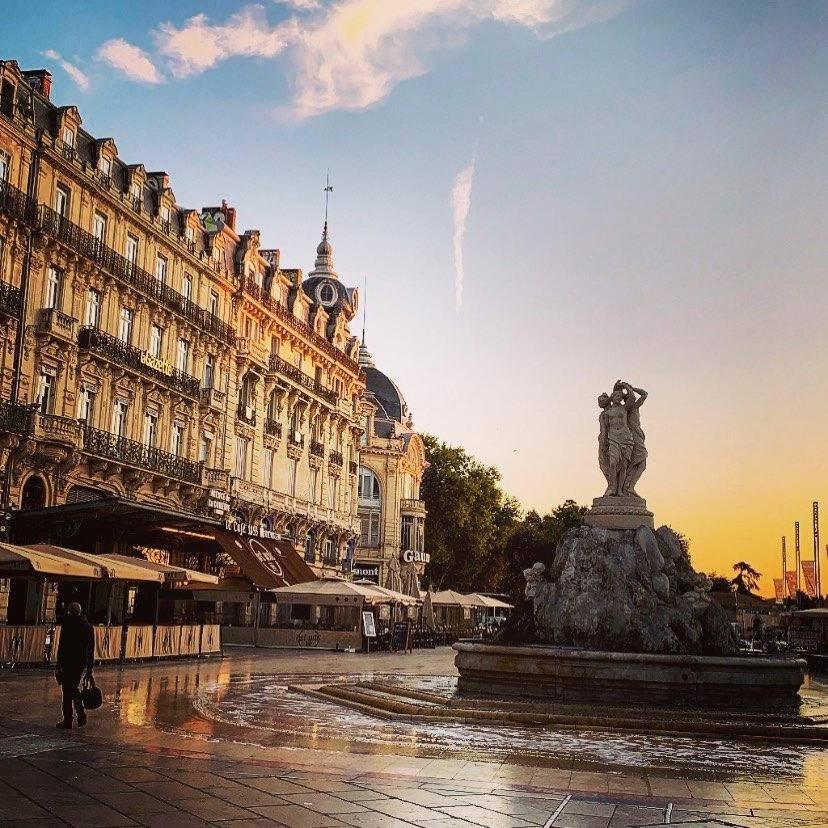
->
[[0, 60, 364, 582]]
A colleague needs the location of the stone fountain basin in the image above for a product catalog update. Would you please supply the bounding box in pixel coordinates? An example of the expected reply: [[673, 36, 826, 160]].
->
[[453, 641, 807, 708]]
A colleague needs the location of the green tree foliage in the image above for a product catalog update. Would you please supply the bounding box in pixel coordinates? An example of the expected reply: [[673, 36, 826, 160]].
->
[[707, 572, 734, 593], [731, 561, 762, 595], [421, 434, 520, 592]]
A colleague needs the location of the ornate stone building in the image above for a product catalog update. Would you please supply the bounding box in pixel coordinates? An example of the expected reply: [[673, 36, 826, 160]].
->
[[353, 341, 428, 591], [0, 59, 363, 604]]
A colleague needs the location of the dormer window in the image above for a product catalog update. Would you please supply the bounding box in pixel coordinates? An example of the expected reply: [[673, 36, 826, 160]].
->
[[130, 182, 142, 212], [316, 281, 336, 308], [161, 205, 171, 232], [61, 126, 74, 147], [99, 156, 110, 176]]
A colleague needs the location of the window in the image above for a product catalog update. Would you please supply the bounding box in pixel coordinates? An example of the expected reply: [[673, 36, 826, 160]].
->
[[0, 235, 5, 279], [415, 519, 424, 553], [170, 422, 184, 456], [61, 126, 74, 148], [186, 225, 196, 246], [160, 205, 171, 229], [401, 516, 414, 551], [176, 339, 189, 373], [78, 387, 96, 425], [328, 476, 338, 511], [45, 266, 62, 309], [84, 289, 101, 327], [143, 411, 158, 447], [93, 212, 107, 244], [360, 415, 369, 446], [309, 467, 318, 503], [181, 273, 192, 301], [118, 307, 133, 343], [125, 235, 139, 270], [208, 290, 219, 317], [263, 449, 274, 489], [270, 335, 280, 356], [319, 282, 336, 305], [234, 436, 249, 479], [244, 316, 252, 339], [358, 467, 380, 503], [323, 538, 336, 564], [98, 156, 111, 177], [0, 151, 9, 182], [360, 511, 381, 547], [36, 372, 54, 414], [203, 353, 215, 388], [304, 533, 315, 564], [199, 433, 213, 464], [149, 324, 163, 358], [112, 400, 129, 437], [155, 255, 167, 285], [130, 182, 142, 205], [54, 185, 70, 217], [288, 459, 298, 496]]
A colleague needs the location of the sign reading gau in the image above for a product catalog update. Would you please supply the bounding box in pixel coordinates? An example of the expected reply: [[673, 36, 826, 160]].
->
[[401, 550, 430, 564]]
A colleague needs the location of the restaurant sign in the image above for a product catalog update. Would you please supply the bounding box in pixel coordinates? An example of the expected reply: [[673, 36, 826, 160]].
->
[[225, 515, 281, 540], [208, 489, 231, 515], [139, 351, 174, 376], [401, 549, 430, 564], [353, 563, 380, 582]]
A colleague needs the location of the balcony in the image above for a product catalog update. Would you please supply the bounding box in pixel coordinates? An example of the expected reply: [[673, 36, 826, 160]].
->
[[268, 354, 337, 406], [288, 432, 304, 448], [309, 440, 324, 458], [36, 307, 77, 341], [400, 498, 427, 516], [0, 180, 36, 226], [83, 426, 202, 484], [329, 450, 343, 467], [78, 326, 200, 399], [203, 467, 230, 490], [199, 386, 226, 410], [0, 399, 31, 434], [0, 280, 21, 318], [36, 206, 235, 345], [31, 412, 83, 448], [236, 337, 268, 367], [231, 477, 268, 505], [264, 419, 282, 438], [236, 404, 256, 426]]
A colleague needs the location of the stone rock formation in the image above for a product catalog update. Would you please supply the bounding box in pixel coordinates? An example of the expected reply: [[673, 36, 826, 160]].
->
[[526, 524, 739, 655]]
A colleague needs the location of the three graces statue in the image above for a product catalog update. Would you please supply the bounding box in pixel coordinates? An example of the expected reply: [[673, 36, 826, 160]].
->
[[598, 380, 647, 498]]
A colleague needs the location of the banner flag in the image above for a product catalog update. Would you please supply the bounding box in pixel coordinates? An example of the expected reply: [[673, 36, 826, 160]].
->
[[773, 578, 786, 602], [785, 570, 797, 598], [802, 561, 817, 598]]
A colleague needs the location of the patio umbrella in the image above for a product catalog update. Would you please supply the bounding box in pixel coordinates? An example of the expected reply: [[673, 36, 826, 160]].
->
[[352, 579, 420, 606], [423, 586, 436, 631], [269, 576, 386, 606]]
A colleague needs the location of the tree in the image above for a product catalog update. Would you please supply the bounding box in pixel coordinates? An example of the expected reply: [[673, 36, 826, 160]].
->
[[421, 435, 520, 592], [707, 572, 734, 593], [731, 561, 761, 595]]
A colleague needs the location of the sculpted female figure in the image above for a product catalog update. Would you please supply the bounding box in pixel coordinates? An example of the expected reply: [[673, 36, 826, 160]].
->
[[615, 380, 647, 496], [598, 387, 634, 496]]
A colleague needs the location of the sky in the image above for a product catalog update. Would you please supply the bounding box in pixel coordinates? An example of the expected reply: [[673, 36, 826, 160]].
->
[[3, 0, 827, 594]]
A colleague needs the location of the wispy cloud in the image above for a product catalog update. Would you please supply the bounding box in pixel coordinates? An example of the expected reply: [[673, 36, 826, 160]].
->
[[97, 39, 164, 84], [42, 49, 90, 91], [451, 151, 476, 310], [95, 1, 628, 117]]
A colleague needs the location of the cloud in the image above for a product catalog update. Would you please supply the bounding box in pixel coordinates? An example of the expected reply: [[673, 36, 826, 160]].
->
[[41, 49, 90, 91], [153, 6, 297, 78], [95, 1, 628, 116], [451, 151, 476, 310], [97, 39, 164, 84]]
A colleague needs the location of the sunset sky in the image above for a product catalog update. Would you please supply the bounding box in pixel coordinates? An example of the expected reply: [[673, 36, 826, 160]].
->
[[5, 0, 826, 593]]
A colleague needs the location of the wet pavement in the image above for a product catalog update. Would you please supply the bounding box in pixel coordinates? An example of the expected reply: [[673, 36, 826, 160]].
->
[[0, 647, 827, 827]]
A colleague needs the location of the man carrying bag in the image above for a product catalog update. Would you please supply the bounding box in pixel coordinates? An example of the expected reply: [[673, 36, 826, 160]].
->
[[54, 602, 95, 729]]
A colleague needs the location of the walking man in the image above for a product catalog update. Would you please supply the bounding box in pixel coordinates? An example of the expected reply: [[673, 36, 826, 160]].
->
[[54, 602, 94, 729]]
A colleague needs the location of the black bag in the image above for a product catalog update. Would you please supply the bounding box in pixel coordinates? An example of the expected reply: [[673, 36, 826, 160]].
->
[[81, 676, 102, 710]]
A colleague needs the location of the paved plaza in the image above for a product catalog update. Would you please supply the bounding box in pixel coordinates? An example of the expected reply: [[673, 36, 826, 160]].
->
[[0, 648, 826, 827]]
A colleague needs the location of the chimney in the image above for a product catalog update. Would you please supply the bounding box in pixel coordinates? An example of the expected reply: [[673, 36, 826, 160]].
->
[[221, 199, 237, 232], [22, 69, 52, 101]]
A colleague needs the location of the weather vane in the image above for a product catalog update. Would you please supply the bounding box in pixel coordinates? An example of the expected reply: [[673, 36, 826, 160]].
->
[[324, 171, 333, 223]]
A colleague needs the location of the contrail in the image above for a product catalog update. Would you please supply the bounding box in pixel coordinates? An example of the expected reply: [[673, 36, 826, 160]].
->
[[451, 151, 477, 310]]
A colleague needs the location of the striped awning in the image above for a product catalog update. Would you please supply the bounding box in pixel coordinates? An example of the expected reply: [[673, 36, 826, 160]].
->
[[0, 542, 103, 579]]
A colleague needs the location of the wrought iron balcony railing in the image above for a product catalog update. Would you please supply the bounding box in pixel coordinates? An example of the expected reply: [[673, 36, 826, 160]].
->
[[78, 326, 200, 398], [309, 440, 324, 458], [83, 426, 202, 484], [268, 354, 337, 405], [0, 279, 22, 318], [0, 180, 37, 225], [0, 399, 30, 434], [36, 206, 235, 345], [236, 404, 256, 426], [400, 498, 427, 514], [329, 450, 343, 466], [288, 432, 305, 448], [264, 419, 282, 438]]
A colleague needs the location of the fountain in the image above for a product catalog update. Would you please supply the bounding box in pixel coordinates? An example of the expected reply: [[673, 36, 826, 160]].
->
[[454, 380, 806, 707]]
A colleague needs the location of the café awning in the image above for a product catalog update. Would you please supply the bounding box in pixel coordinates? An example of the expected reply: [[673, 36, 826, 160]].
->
[[213, 529, 316, 589], [424, 589, 484, 608], [270, 577, 388, 607], [0, 542, 103, 579], [28, 545, 164, 583], [471, 594, 514, 609], [353, 579, 421, 606], [102, 554, 219, 585]]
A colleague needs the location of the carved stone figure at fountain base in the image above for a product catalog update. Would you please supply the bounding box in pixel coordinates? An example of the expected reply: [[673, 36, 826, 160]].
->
[[584, 495, 654, 530]]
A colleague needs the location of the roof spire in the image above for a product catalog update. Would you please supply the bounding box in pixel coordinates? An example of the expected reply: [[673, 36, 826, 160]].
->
[[361, 276, 367, 345], [309, 172, 338, 279]]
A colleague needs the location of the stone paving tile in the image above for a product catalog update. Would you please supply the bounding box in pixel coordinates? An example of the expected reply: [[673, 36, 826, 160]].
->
[[552, 813, 612, 828], [416, 819, 492, 828], [0, 796, 55, 820], [565, 800, 617, 817], [241, 778, 314, 796], [607, 776, 649, 796], [436, 804, 536, 826], [569, 773, 611, 794], [175, 796, 258, 822], [333, 813, 416, 828], [374, 787, 454, 807], [360, 796, 445, 822], [42, 802, 140, 827], [332, 788, 390, 802], [132, 779, 210, 801], [0, 819, 68, 828], [248, 804, 347, 826], [95, 790, 182, 815], [452, 793, 554, 821], [204, 785, 290, 809], [278, 792, 368, 815], [134, 812, 211, 827], [207, 820, 281, 827], [104, 767, 170, 784]]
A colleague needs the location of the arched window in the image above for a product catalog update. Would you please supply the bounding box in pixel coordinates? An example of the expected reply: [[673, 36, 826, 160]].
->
[[319, 283, 335, 305], [358, 467, 380, 503], [358, 467, 381, 548], [21, 476, 47, 511], [304, 531, 315, 563]]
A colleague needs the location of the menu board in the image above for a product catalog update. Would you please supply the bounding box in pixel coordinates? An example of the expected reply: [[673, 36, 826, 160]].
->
[[392, 622, 411, 652], [362, 611, 377, 638]]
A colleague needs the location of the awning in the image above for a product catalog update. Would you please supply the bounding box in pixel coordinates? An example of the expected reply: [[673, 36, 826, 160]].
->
[[213, 529, 316, 589], [102, 554, 219, 585], [270, 576, 386, 606], [353, 579, 421, 606], [421, 589, 484, 608], [471, 594, 514, 609], [0, 542, 103, 579], [28, 545, 164, 583]]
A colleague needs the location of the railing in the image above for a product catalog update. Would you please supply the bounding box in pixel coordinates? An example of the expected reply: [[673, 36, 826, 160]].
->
[[268, 354, 337, 405], [309, 440, 324, 458], [0, 279, 22, 317], [264, 419, 282, 438], [36, 205, 235, 345], [242, 277, 361, 377], [348, 461, 358, 476], [0, 399, 30, 434], [236, 336, 268, 365], [78, 326, 200, 398], [288, 432, 304, 448], [199, 386, 226, 408], [400, 498, 427, 514], [203, 466, 230, 489], [36, 307, 77, 338], [58, 140, 75, 162], [329, 450, 343, 466], [32, 413, 83, 446], [83, 426, 202, 484], [0, 180, 37, 225], [236, 405, 256, 426]]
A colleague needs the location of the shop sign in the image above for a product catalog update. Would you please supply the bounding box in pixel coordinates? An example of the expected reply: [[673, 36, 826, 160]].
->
[[208, 489, 231, 514], [353, 563, 380, 582], [139, 351, 174, 376], [401, 549, 430, 564], [225, 516, 280, 540]]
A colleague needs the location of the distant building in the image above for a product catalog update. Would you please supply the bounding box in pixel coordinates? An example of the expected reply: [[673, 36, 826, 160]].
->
[[352, 341, 427, 591]]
